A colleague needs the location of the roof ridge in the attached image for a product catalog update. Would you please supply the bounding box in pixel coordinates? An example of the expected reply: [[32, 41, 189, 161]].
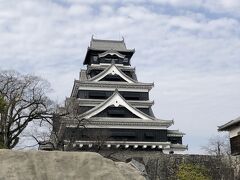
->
[[218, 116, 240, 131], [92, 38, 125, 43]]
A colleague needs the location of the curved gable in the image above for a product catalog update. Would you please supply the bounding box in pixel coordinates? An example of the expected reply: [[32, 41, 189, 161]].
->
[[80, 90, 155, 120], [98, 50, 126, 59], [89, 64, 137, 83]]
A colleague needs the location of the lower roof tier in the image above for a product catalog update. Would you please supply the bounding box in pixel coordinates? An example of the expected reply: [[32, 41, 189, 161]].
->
[[63, 117, 174, 129], [71, 80, 154, 97], [63, 140, 188, 152], [87, 64, 135, 71], [78, 81, 154, 90], [74, 98, 154, 108]]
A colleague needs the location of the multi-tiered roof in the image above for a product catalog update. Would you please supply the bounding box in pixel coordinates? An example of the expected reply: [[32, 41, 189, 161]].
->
[[52, 37, 187, 153]]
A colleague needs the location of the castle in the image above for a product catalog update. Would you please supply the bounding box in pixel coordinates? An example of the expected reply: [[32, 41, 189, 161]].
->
[[42, 37, 187, 154]]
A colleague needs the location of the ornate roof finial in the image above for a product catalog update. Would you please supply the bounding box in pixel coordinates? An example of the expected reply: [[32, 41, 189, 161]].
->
[[90, 35, 95, 47]]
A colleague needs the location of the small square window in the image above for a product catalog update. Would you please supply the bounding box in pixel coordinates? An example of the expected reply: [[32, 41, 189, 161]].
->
[[93, 56, 98, 62]]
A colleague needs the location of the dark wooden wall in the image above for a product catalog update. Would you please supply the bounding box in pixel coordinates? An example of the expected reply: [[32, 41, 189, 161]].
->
[[63, 128, 184, 144], [230, 135, 240, 155], [77, 90, 149, 100]]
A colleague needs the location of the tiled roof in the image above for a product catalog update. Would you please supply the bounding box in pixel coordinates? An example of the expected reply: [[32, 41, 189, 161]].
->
[[167, 130, 185, 137], [77, 99, 154, 108], [90, 38, 128, 51], [218, 116, 240, 131], [79, 69, 87, 81], [87, 65, 135, 71], [64, 117, 174, 128]]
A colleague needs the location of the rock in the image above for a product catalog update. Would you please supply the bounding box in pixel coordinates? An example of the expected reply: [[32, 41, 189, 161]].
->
[[0, 150, 145, 180]]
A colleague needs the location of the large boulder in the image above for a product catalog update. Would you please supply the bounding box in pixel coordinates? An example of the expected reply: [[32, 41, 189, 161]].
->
[[0, 150, 145, 180]]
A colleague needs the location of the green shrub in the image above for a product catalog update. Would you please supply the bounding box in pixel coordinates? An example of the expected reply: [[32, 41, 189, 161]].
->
[[0, 141, 4, 149], [177, 163, 211, 180], [0, 133, 5, 149]]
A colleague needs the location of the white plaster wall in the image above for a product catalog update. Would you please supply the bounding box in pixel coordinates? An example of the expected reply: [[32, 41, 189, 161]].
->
[[229, 126, 240, 138]]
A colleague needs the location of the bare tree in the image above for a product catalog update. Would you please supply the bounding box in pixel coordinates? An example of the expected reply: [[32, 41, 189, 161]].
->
[[87, 129, 111, 152], [202, 134, 230, 156], [27, 97, 89, 151], [0, 95, 6, 113], [15, 119, 54, 150], [202, 134, 236, 179], [0, 95, 7, 148], [0, 70, 55, 149]]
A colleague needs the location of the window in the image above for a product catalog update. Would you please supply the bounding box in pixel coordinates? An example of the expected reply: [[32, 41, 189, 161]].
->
[[123, 58, 128, 63], [93, 56, 98, 62], [123, 93, 140, 100], [89, 91, 106, 99]]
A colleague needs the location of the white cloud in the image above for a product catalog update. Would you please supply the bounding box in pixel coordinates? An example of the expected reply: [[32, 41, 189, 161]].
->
[[0, 0, 240, 153], [152, 0, 204, 8], [152, 0, 240, 16]]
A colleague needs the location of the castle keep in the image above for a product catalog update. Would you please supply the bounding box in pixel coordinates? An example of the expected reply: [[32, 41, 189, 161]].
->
[[49, 37, 187, 154]]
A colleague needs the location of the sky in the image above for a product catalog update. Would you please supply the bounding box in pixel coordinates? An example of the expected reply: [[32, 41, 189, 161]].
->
[[0, 0, 240, 154]]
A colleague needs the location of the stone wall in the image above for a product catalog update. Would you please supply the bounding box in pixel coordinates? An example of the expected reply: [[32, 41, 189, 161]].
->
[[232, 155, 240, 180], [98, 150, 239, 180], [145, 154, 234, 180]]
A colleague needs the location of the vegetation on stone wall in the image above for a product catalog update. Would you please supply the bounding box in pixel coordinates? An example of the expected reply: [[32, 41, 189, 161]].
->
[[176, 163, 211, 180]]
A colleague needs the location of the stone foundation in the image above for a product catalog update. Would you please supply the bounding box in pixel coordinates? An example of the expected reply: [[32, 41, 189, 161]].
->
[[97, 150, 239, 180]]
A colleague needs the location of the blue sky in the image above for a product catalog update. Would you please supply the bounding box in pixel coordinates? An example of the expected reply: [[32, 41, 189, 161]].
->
[[0, 0, 240, 153]]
